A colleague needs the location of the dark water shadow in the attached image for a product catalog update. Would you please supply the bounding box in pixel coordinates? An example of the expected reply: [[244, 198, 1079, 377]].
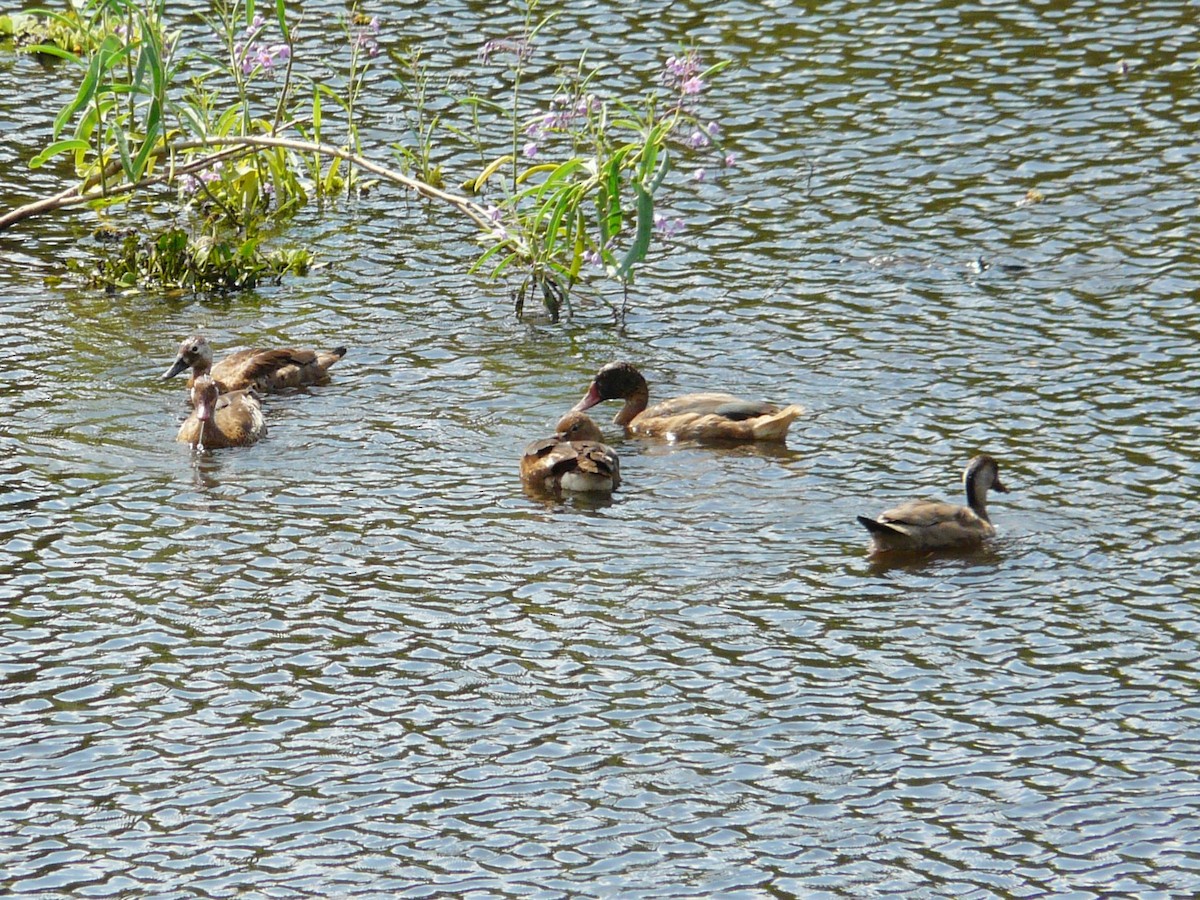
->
[[861, 541, 1008, 576]]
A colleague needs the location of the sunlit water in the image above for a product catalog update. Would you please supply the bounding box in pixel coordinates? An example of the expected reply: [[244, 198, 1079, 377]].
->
[[2, 0, 1199, 896]]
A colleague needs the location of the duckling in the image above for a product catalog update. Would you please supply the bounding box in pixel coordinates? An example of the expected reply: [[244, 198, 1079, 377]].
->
[[521, 411, 621, 494], [857, 455, 1009, 554], [572, 361, 803, 443], [176, 376, 266, 449], [162, 334, 346, 396]]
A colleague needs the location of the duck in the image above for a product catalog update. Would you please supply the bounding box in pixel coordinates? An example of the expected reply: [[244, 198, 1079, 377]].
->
[[572, 361, 803, 442], [857, 455, 1009, 554], [176, 376, 266, 449], [521, 411, 621, 494], [162, 334, 346, 395]]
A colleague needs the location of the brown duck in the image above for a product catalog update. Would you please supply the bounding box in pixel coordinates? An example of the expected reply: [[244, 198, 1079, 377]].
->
[[521, 411, 621, 494], [857, 455, 1009, 554], [163, 334, 346, 395], [176, 376, 266, 449], [572, 361, 803, 442]]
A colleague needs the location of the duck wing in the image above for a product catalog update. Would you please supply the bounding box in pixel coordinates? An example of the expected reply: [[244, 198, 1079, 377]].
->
[[639, 392, 746, 419]]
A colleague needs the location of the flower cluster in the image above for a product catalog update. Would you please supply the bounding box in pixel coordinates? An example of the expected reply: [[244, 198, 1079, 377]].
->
[[352, 15, 381, 59], [662, 53, 736, 182], [235, 14, 289, 76], [180, 166, 221, 195], [653, 213, 685, 239], [478, 37, 533, 65], [663, 50, 705, 98], [521, 92, 599, 159]]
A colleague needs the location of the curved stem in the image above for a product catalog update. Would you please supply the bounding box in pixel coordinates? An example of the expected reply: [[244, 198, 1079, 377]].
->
[[0, 135, 500, 236]]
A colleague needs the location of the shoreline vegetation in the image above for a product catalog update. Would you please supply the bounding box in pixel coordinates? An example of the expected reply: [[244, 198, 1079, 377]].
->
[[1, 0, 734, 318]]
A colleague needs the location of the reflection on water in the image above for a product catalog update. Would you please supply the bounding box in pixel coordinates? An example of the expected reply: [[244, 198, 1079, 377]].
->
[[3, 0, 1200, 896]]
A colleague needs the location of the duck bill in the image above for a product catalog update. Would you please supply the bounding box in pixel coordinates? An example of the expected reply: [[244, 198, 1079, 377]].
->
[[993, 478, 1010, 493], [572, 382, 602, 413], [162, 356, 189, 380], [195, 395, 215, 424]]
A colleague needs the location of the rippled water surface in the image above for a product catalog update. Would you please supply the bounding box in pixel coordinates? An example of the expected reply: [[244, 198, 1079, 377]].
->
[[3, 0, 1199, 896]]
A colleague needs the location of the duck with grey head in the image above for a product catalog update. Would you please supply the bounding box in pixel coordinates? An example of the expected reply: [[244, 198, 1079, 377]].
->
[[163, 334, 346, 397]]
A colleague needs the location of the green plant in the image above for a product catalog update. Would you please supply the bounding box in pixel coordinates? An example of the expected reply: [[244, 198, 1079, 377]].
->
[[2, 0, 734, 318]]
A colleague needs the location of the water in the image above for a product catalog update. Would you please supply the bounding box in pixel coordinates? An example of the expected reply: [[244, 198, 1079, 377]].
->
[[2, 0, 1199, 896]]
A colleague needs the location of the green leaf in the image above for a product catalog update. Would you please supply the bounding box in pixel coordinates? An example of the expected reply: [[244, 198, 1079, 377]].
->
[[113, 123, 134, 181], [178, 104, 207, 137], [275, 0, 290, 43], [28, 139, 90, 169], [130, 97, 162, 181], [542, 184, 581, 255], [489, 251, 519, 279], [469, 241, 510, 276], [24, 43, 83, 65], [617, 181, 653, 282], [648, 146, 671, 193], [597, 150, 629, 245], [138, 13, 163, 93], [54, 49, 102, 139]]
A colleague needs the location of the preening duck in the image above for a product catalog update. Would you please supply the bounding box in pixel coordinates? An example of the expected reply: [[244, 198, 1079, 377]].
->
[[521, 411, 621, 494], [857, 455, 1009, 554], [163, 334, 346, 395], [572, 361, 803, 443], [176, 376, 266, 450]]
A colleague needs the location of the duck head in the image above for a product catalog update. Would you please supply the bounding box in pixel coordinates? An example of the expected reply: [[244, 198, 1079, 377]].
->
[[190, 376, 219, 424], [572, 361, 648, 413], [554, 411, 605, 443], [965, 455, 1007, 493], [163, 335, 214, 380]]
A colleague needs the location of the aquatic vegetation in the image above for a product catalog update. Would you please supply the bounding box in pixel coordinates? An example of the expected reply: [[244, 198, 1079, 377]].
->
[[67, 226, 310, 293], [1, 0, 734, 318]]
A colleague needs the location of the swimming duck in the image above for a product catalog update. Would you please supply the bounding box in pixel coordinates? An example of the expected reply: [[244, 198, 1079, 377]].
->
[[162, 334, 346, 395], [857, 455, 1009, 554], [521, 411, 621, 494], [572, 361, 803, 442], [176, 376, 266, 449]]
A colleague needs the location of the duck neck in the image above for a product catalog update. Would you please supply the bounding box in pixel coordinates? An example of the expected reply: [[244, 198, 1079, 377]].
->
[[613, 378, 649, 427], [965, 468, 991, 521]]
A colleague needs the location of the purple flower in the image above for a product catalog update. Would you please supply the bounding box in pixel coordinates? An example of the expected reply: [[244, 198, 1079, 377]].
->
[[486, 205, 503, 223], [583, 248, 603, 267], [653, 213, 684, 238], [685, 130, 709, 149], [479, 37, 533, 65], [693, 169, 706, 181], [523, 142, 538, 159], [706, 121, 721, 136], [724, 153, 736, 167], [240, 41, 289, 74], [663, 50, 704, 93]]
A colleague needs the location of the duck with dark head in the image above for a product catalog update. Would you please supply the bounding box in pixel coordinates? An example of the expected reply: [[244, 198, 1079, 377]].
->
[[857, 455, 1009, 554], [572, 361, 803, 443]]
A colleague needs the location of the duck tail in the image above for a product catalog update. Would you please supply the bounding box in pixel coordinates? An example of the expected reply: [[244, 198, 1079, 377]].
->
[[751, 404, 804, 441], [318, 347, 348, 371], [856, 515, 902, 536]]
